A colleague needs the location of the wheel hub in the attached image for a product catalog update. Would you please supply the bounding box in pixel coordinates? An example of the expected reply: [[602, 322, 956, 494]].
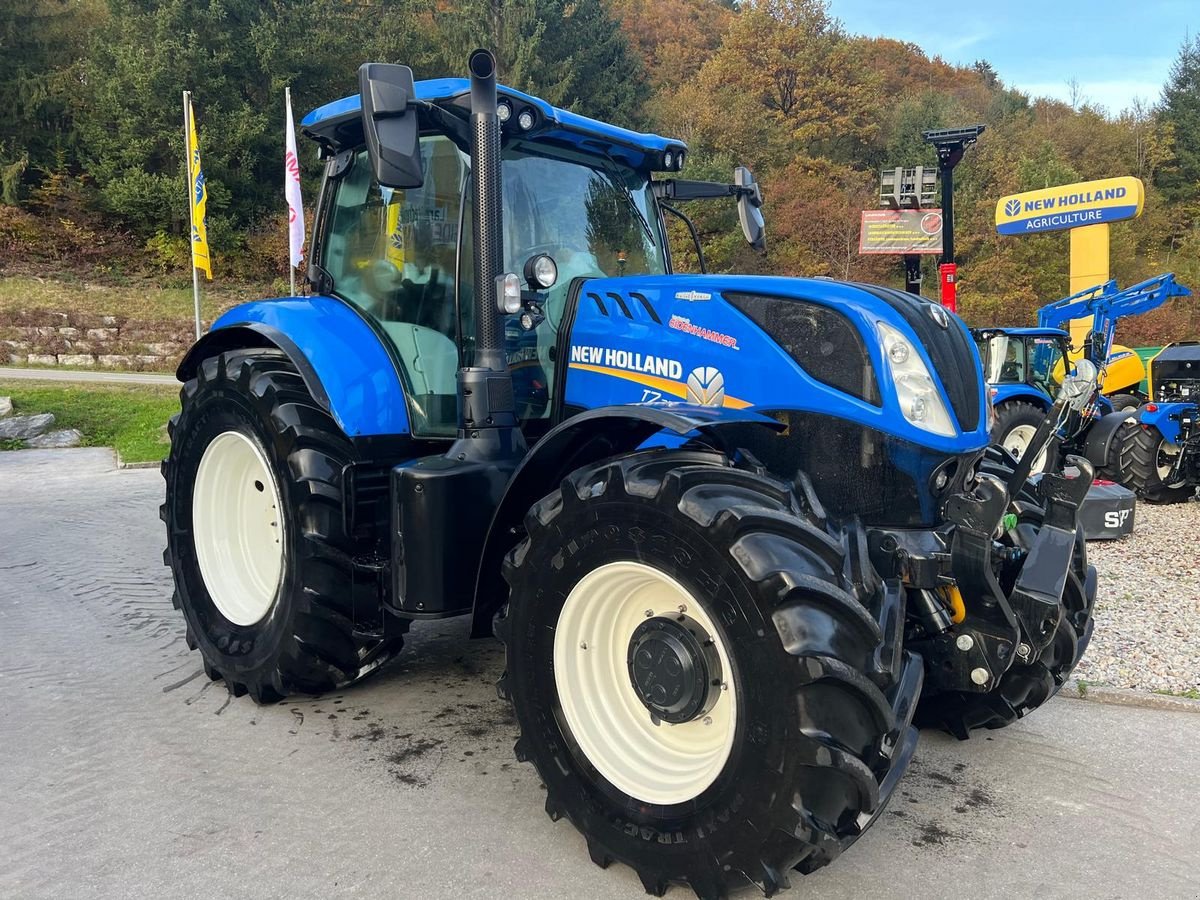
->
[[627, 615, 721, 724]]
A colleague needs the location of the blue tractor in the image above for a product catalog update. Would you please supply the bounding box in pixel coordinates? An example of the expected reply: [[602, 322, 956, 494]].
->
[[1121, 342, 1200, 503], [162, 52, 1097, 897], [974, 274, 1192, 478]]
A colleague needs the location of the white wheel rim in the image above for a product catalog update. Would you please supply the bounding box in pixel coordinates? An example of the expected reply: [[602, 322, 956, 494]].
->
[[192, 430, 285, 626], [553, 561, 738, 806], [1157, 441, 1184, 485], [1002, 424, 1048, 471]]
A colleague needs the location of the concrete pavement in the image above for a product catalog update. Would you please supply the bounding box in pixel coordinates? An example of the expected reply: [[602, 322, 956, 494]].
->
[[1, 448, 1197, 899], [0, 366, 177, 385]]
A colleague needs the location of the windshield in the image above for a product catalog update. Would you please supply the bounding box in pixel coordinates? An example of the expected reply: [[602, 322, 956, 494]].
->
[[501, 148, 667, 304], [465, 148, 669, 423], [1028, 336, 1067, 393]]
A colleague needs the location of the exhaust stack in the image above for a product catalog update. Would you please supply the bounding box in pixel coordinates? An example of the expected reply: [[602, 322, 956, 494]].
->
[[458, 48, 519, 439]]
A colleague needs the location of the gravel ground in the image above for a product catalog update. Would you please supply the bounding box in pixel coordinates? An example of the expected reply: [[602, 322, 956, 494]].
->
[[1075, 498, 1200, 695]]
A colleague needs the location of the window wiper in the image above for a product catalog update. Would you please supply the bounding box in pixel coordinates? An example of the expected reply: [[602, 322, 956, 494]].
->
[[596, 151, 656, 247]]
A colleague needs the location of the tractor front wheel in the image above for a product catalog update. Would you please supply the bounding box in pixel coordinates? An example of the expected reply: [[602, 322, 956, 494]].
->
[[161, 349, 402, 702], [992, 401, 1050, 473], [499, 450, 921, 898]]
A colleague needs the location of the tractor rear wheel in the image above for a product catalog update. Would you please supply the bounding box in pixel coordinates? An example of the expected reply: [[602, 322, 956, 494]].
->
[[992, 401, 1050, 473], [498, 449, 921, 898], [1128, 426, 1194, 504], [915, 448, 1096, 736], [1096, 417, 1140, 483], [161, 349, 402, 702]]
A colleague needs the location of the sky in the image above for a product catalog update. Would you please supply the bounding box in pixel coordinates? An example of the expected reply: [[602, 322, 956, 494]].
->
[[828, 0, 1197, 114]]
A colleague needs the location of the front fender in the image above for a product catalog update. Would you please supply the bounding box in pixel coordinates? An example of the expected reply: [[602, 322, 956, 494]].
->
[[469, 404, 784, 636], [1136, 403, 1188, 445], [990, 384, 1051, 410], [177, 296, 409, 437]]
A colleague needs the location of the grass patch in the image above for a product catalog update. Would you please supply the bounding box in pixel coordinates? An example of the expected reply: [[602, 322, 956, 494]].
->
[[0, 274, 267, 324], [0, 380, 179, 463], [1153, 688, 1200, 701]]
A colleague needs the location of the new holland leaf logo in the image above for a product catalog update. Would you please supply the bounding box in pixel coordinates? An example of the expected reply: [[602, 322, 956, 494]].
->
[[685, 366, 725, 407], [1004, 198, 1021, 217]]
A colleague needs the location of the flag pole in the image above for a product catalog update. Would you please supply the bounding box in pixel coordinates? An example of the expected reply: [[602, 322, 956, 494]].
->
[[286, 85, 296, 297], [184, 90, 201, 340]]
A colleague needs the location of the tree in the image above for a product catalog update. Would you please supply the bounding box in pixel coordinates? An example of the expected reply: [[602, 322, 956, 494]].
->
[[1158, 34, 1200, 204], [0, 0, 104, 203], [436, 0, 650, 126]]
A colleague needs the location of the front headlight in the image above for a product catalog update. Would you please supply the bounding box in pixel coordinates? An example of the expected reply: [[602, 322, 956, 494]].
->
[[877, 321, 957, 437]]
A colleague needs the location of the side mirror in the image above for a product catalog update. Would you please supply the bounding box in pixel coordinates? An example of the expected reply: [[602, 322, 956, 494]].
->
[[735, 166, 765, 252], [358, 63, 424, 189]]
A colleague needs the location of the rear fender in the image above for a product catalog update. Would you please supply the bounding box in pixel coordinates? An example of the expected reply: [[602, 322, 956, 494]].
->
[[1082, 410, 1137, 467], [469, 405, 784, 636], [1136, 403, 1189, 445], [177, 297, 410, 437]]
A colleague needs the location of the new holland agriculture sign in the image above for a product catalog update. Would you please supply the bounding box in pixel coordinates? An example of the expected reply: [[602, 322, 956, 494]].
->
[[994, 176, 1144, 235]]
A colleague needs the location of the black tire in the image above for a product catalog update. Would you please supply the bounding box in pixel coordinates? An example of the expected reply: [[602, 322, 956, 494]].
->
[[1128, 425, 1194, 504], [161, 349, 403, 702], [498, 449, 921, 898], [991, 401, 1049, 471], [915, 448, 1096, 736], [1105, 392, 1141, 413], [1096, 418, 1140, 484]]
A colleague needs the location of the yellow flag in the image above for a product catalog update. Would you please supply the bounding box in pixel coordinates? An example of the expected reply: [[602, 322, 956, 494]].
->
[[187, 95, 212, 280]]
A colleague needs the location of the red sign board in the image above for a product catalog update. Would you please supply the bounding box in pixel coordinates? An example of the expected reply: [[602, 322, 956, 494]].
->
[[859, 209, 944, 255]]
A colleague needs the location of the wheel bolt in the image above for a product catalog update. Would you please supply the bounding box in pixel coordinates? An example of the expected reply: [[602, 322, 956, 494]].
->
[[970, 667, 989, 685], [644, 609, 653, 617], [579, 642, 588, 650], [1017, 642, 1031, 659], [955, 634, 974, 652], [703, 716, 712, 726]]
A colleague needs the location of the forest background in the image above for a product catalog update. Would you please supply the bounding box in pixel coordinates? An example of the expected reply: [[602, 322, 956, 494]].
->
[[4, 0, 1200, 344]]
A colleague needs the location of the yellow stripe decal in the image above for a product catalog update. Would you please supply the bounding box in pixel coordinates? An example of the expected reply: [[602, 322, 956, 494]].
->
[[568, 362, 752, 410]]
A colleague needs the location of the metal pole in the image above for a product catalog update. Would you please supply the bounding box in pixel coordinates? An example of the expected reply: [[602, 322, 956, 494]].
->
[[940, 160, 955, 266], [286, 86, 296, 297], [184, 91, 201, 340]]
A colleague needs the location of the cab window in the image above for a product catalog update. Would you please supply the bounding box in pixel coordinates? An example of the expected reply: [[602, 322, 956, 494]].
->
[[322, 136, 467, 437], [982, 335, 1027, 384]]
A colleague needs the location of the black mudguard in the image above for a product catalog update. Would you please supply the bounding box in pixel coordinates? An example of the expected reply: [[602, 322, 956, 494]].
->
[[1082, 410, 1137, 467]]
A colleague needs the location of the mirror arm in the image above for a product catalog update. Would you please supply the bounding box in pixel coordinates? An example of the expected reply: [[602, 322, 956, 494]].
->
[[653, 179, 738, 202], [659, 203, 707, 274]]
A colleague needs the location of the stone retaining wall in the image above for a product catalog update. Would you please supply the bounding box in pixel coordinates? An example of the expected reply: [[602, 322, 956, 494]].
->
[[0, 312, 194, 372]]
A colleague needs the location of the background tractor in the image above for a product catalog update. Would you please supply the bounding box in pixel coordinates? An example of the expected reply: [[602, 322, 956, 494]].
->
[[1117, 341, 1200, 503], [162, 51, 1097, 897], [975, 273, 1192, 476]]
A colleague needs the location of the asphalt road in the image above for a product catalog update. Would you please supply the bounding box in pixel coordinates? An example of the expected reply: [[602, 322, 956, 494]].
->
[[1, 448, 1198, 900], [0, 366, 177, 385]]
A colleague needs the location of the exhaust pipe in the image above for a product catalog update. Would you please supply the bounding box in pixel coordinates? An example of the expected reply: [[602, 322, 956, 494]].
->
[[468, 49, 505, 376], [459, 48, 518, 435]]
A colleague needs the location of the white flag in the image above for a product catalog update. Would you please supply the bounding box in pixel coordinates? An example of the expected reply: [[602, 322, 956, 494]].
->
[[284, 88, 305, 272]]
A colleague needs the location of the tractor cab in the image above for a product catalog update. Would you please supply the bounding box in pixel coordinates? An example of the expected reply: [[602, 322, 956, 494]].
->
[[299, 77, 759, 439], [974, 326, 1070, 402]]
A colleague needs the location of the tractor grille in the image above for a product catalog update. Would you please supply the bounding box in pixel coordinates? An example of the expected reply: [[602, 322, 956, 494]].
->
[[725, 293, 881, 405]]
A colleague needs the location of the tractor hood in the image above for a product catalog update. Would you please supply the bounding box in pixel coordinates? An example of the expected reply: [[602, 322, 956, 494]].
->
[[561, 274, 989, 457]]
